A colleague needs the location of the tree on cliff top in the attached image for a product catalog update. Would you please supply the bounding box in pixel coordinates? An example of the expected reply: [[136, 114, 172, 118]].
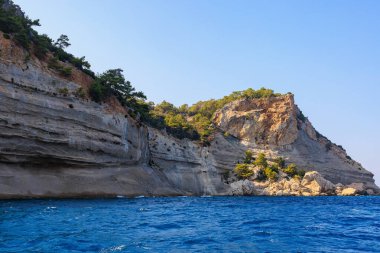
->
[[0, 0, 94, 77], [90, 68, 146, 108], [54, 34, 70, 49]]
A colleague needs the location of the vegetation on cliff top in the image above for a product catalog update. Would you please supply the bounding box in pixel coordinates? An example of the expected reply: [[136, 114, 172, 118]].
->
[[140, 87, 281, 144], [1, 1, 284, 143], [0, 0, 94, 77], [87, 64, 281, 143]]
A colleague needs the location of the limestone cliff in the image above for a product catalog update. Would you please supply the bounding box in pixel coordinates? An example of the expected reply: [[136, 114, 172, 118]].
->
[[213, 95, 377, 188], [0, 33, 378, 198], [0, 33, 180, 198]]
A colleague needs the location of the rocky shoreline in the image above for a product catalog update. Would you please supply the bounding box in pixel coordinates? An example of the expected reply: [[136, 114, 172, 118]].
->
[[231, 171, 375, 196]]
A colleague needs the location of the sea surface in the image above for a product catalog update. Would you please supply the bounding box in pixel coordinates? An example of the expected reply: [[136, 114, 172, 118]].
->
[[1, 196, 379, 252]]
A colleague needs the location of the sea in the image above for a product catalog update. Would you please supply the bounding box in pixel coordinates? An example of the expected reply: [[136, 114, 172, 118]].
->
[[1, 196, 379, 252]]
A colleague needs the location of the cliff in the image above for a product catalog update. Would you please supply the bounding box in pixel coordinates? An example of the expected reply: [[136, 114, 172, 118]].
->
[[0, 33, 378, 198]]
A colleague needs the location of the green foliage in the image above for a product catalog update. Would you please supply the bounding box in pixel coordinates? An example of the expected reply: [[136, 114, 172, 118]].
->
[[0, 1, 94, 77], [47, 57, 72, 77], [240, 87, 277, 99], [244, 150, 254, 164], [269, 164, 279, 173], [89, 69, 146, 105], [255, 169, 267, 181], [165, 113, 189, 129], [297, 110, 307, 123], [89, 79, 105, 102], [234, 164, 254, 179], [34, 34, 53, 59], [144, 100, 199, 140], [254, 153, 268, 168], [283, 163, 297, 177], [297, 169, 306, 178], [71, 56, 91, 70], [54, 34, 70, 49], [282, 163, 305, 178], [74, 87, 86, 99], [274, 157, 285, 169], [190, 114, 213, 138], [264, 166, 278, 181], [60, 66, 72, 77], [1, 1, 288, 145], [0, 1, 40, 49], [89, 69, 150, 124], [170, 87, 281, 141], [178, 104, 188, 113], [58, 87, 69, 96]]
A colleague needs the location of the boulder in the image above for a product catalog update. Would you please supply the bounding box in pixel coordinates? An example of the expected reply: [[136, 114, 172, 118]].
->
[[340, 188, 357, 196], [301, 171, 335, 195], [230, 180, 256, 195], [346, 183, 365, 194]]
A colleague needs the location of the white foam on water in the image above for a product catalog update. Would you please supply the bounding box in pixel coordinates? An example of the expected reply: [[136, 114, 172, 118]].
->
[[100, 245, 126, 253]]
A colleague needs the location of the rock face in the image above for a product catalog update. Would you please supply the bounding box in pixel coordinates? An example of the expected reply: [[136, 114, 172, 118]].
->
[[0, 34, 378, 198], [214, 94, 299, 146], [0, 34, 180, 198], [213, 95, 378, 191]]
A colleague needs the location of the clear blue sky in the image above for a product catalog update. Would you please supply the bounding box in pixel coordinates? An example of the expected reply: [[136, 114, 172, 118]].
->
[[14, 0, 380, 184]]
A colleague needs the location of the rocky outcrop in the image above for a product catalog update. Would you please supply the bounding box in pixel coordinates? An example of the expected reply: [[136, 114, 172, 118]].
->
[[213, 95, 378, 192], [301, 171, 336, 195], [230, 171, 372, 196], [230, 180, 256, 195], [214, 94, 299, 146], [0, 33, 378, 198]]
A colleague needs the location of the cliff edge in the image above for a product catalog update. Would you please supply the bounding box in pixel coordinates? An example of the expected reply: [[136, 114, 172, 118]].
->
[[0, 27, 378, 198]]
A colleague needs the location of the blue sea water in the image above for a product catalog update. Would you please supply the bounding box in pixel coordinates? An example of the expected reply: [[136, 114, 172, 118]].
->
[[1, 196, 379, 253]]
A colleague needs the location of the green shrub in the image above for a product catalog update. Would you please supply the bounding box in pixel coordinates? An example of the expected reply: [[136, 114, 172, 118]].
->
[[264, 166, 278, 181], [297, 110, 307, 123], [244, 150, 254, 164], [234, 164, 254, 179], [254, 153, 268, 168], [0, 1, 95, 77], [74, 87, 86, 99], [60, 67, 72, 77], [282, 163, 305, 178], [34, 34, 53, 59], [274, 157, 285, 169], [89, 80, 106, 103], [241, 87, 276, 99], [325, 142, 332, 152], [283, 163, 297, 177], [255, 168, 267, 181], [47, 58, 72, 77], [58, 87, 69, 96], [297, 169, 305, 178]]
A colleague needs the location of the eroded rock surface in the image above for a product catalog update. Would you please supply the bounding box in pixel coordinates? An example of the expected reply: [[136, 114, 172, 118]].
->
[[0, 34, 378, 198]]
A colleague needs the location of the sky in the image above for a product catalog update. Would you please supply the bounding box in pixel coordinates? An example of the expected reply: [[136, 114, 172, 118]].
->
[[13, 0, 380, 184]]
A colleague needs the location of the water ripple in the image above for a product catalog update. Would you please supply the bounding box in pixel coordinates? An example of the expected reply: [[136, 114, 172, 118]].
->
[[0, 196, 379, 252]]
